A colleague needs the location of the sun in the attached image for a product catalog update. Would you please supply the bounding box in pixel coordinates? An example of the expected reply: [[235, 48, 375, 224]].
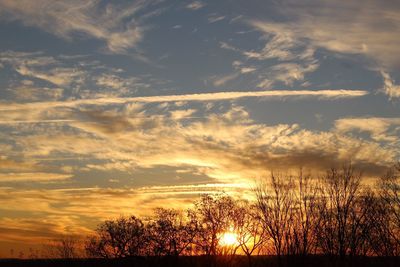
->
[[219, 232, 238, 246]]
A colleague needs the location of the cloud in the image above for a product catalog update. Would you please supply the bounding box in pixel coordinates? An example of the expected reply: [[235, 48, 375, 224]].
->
[[0, 50, 154, 102], [380, 70, 400, 99], [242, 1, 400, 95], [222, 21, 318, 88], [245, 21, 308, 62], [220, 42, 238, 52], [0, 119, 74, 125], [257, 62, 319, 88], [211, 73, 240, 87], [240, 67, 256, 74], [0, 89, 369, 112], [0, 216, 90, 245], [0, 0, 156, 53], [208, 14, 225, 23], [94, 73, 139, 94], [210, 61, 257, 87], [0, 158, 37, 172], [0, 51, 86, 98], [8, 84, 64, 102], [0, 172, 72, 182], [169, 109, 197, 120], [0, 51, 57, 66], [15, 65, 86, 87], [244, 21, 316, 63], [335, 117, 400, 142], [186, 1, 205, 10], [0, 184, 235, 242], [4, 104, 395, 185], [249, 0, 400, 69]]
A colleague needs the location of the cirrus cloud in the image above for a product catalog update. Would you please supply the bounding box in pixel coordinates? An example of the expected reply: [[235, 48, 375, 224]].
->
[[0, 0, 158, 54]]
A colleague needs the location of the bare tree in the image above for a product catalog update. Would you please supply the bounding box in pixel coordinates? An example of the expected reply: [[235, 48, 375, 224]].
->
[[233, 200, 266, 267], [347, 189, 377, 256], [289, 171, 322, 256], [85, 215, 147, 258], [189, 194, 236, 256], [316, 165, 361, 258], [147, 208, 196, 256], [375, 163, 400, 255], [43, 235, 82, 259], [255, 172, 293, 258]]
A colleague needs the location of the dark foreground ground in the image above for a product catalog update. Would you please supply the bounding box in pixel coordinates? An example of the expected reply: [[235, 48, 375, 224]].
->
[[0, 256, 399, 267]]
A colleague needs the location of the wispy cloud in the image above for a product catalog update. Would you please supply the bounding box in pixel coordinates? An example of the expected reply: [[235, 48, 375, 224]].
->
[[208, 14, 225, 23], [0, 119, 74, 125], [0, 51, 86, 100], [257, 62, 319, 88], [245, 21, 313, 62], [186, 1, 206, 11], [16, 65, 86, 87], [0, 0, 158, 53], [248, 1, 400, 69], [8, 83, 64, 102], [335, 117, 400, 142], [221, 21, 319, 88], [0, 50, 153, 102], [0, 172, 72, 182], [4, 104, 394, 185], [211, 73, 240, 87], [380, 70, 400, 99], [94, 73, 140, 95]]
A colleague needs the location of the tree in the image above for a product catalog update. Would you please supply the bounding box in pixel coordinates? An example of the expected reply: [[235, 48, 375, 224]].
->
[[85, 215, 147, 258], [375, 163, 400, 255], [255, 172, 293, 258], [347, 189, 377, 256], [147, 208, 196, 256], [43, 235, 82, 259], [289, 171, 322, 256], [316, 165, 362, 258], [233, 200, 266, 267], [189, 194, 236, 256]]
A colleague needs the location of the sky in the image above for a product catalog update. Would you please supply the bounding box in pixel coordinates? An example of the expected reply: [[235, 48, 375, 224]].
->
[[0, 0, 399, 256]]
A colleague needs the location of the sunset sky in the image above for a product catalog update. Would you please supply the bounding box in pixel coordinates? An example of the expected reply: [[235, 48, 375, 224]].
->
[[0, 0, 399, 256]]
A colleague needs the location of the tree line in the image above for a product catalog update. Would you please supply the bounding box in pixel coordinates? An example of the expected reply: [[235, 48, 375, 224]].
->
[[46, 164, 399, 265]]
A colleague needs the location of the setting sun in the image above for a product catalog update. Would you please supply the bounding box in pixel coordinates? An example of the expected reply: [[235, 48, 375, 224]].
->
[[219, 232, 239, 247]]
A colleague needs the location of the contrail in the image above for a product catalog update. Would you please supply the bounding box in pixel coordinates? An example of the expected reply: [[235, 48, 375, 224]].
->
[[0, 89, 368, 111]]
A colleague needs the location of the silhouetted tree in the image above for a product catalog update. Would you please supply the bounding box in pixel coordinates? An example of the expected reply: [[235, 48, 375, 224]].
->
[[255, 172, 293, 258], [85, 215, 147, 258], [375, 163, 400, 255], [232, 200, 266, 267], [43, 235, 83, 259], [316, 165, 361, 258], [288, 171, 322, 256], [147, 208, 197, 256], [189, 194, 236, 256], [347, 189, 377, 256]]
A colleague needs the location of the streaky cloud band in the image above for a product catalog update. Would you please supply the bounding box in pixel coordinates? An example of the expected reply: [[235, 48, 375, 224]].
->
[[0, 89, 368, 111]]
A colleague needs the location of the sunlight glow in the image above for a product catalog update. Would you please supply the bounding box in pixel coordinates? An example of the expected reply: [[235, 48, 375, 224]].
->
[[219, 232, 238, 247]]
